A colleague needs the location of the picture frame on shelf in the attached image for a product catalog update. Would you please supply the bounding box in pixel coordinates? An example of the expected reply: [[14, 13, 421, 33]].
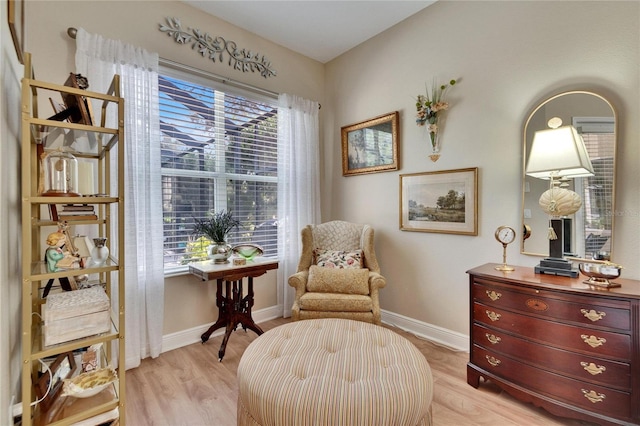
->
[[8, 0, 24, 64], [400, 167, 478, 235], [62, 73, 95, 126], [34, 352, 77, 411], [341, 111, 399, 176]]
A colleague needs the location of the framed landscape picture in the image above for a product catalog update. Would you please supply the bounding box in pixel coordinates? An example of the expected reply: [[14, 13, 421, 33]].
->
[[400, 167, 478, 235], [341, 111, 399, 176]]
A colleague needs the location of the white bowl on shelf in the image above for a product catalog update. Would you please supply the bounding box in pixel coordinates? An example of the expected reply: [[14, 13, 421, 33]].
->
[[62, 367, 117, 398]]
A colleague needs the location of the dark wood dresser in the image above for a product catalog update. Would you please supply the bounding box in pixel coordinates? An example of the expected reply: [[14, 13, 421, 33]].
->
[[467, 263, 640, 426]]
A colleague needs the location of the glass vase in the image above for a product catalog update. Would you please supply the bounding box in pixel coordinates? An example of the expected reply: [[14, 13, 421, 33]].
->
[[90, 237, 109, 267], [429, 131, 441, 162]]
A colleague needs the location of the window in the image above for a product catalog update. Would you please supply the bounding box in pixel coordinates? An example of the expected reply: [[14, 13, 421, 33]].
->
[[573, 117, 615, 258], [159, 66, 278, 273]]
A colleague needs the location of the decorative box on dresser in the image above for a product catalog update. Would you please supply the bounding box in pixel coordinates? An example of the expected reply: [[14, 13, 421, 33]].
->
[[467, 263, 640, 426]]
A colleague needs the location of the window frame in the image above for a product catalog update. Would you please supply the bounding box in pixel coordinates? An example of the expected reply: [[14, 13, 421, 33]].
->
[[159, 62, 279, 276], [572, 116, 615, 258]]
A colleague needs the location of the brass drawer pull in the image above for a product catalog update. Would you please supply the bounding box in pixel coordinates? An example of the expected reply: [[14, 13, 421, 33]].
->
[[485, 333, 501, 345], [486, 290, 501, 301], [581, 334, 607, 348], [582, 389, 606, 403], [485, 355, 501, 367], [581, 309, 606, 322], [486, 310, 501, 322], [580, 362, 606, 375]]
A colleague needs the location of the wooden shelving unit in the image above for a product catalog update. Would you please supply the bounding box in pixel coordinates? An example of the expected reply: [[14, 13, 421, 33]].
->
[[20, 53, 125, 426]]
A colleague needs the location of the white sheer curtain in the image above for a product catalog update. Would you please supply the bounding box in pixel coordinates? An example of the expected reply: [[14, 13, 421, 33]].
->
[[75, 28, 164, 369], [277, 94, 321, 317]]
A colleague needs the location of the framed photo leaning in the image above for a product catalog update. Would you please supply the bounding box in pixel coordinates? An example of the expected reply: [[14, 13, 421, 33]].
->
[[8, 0, 24, 64], [34, 352, 76, 410], [341, 111, 399, 176], [400, 167, 478, 235]]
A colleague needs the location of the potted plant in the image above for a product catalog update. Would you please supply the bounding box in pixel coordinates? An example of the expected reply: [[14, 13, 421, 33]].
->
[[192, 210, 240, 263]]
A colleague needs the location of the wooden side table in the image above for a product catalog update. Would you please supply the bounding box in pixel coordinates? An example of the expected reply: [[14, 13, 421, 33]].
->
[[189, 258, 279, 361]]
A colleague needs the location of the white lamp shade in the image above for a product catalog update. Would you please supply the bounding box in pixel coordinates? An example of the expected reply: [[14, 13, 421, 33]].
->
[[525, 125, 594, 179]]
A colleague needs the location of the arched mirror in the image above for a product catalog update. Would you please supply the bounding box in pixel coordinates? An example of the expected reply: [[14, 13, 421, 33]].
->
[[521, 91, 616, 259]]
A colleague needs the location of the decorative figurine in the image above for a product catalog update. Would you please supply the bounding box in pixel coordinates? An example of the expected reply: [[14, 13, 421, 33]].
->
[[45, 232, 80, 272]]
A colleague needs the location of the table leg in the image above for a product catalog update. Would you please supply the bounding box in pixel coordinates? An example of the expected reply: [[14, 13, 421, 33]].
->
[[202, 276, 264, 361], [218, 322, 236, 362], [240, 277, 263, 336], [201, 278, 230, 343], [233, 280, 242, 332]]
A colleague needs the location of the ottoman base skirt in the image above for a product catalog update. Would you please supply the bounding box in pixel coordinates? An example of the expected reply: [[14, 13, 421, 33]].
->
[[237, 318, 433, 426]]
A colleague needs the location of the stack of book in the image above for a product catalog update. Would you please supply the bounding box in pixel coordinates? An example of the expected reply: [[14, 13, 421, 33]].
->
[[56, 204, 98, 221]]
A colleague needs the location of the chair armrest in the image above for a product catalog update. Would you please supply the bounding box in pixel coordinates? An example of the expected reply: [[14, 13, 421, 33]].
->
[[368, 271, 387, 290], [288, 271, 309, 299]]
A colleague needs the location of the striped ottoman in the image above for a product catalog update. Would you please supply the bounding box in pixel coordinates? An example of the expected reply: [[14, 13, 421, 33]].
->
[[237, 318, 433, 425]]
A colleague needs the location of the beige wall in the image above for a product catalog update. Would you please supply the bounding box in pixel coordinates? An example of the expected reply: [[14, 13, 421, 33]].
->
[[324, 1, 639, 335], [1, 0, 26, 417], [25, 1, 324, 103]]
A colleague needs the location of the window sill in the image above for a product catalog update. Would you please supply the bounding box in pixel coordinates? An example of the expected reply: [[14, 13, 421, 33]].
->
[[164, 266, 191, 278]]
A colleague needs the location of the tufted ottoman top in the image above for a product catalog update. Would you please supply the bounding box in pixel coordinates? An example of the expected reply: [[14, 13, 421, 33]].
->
[[237, 318, 433, 426]]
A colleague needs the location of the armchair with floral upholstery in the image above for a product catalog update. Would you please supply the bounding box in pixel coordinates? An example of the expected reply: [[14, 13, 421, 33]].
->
[[288, 220, 386, 325]]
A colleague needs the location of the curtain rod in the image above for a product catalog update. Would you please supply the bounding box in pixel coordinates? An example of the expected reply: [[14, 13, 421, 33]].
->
[[160, 57, 279, 100], [66, 27, 320, 108]]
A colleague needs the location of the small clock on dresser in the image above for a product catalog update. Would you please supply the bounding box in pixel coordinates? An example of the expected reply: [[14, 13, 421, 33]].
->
[[494, 226, 516, 271]]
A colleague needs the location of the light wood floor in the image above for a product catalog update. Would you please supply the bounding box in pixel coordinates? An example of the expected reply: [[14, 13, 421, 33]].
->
[[125, 318, 597, 425]]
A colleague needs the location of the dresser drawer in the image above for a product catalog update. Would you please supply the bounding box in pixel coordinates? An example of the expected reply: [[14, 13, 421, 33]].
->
[[474, 302, 631, 361], [472, 323, 631, 390], [473, 280, 631, 330], [472, 345, 631, 420]]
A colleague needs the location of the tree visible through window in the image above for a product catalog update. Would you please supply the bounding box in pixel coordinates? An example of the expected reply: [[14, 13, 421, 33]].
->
[[159, 68, 278, 273]]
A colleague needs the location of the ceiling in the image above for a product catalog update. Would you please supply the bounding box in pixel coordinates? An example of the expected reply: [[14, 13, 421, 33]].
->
[[182, 1, 436, 63]]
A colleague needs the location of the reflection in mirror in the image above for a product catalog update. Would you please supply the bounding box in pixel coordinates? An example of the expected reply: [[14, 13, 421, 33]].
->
[[521, 91, 616, 260]]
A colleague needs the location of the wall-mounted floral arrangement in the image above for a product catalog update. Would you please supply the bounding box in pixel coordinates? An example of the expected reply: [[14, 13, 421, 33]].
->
[[415, 79, 457, 161]]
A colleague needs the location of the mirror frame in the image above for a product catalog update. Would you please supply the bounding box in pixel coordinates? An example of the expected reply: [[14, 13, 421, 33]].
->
[[520, 90, 617, 258]]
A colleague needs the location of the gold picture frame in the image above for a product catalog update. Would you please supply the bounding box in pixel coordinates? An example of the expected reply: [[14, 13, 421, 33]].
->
[[400, 167, 478, 235], [8, 0, 24, 64], [341, 111, 399, 176]]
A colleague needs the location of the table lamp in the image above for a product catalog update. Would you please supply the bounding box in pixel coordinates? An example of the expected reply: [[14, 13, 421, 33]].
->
[[525, 124, 594, 277]]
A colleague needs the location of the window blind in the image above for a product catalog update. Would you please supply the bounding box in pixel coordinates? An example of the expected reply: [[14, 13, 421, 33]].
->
[[159, 70, 279, 271], [574, 117, 615, 257]]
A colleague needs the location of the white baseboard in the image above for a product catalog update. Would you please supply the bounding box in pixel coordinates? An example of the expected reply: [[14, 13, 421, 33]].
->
[[381, 309, 469, 352], [161, 305, 469, 354], [161, 304, 284, 353]]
